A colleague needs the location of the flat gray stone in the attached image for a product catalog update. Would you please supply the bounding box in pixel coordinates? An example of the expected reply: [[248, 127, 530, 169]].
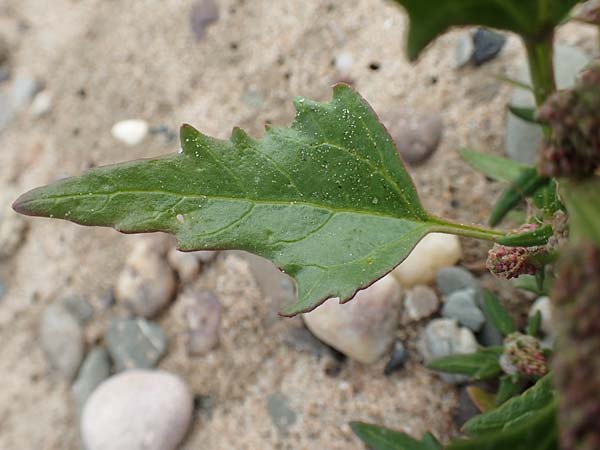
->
[[61, 296, 94, 324], [266, 392, 297, 434], [436, 266, 479, 296], [72, 346, 111, 414], [506, 45, 591, 164], [105, 319, 167, 372]]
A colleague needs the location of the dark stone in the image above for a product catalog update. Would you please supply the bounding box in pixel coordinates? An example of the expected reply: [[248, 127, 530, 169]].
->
[[454, 386, 481, 427], [472, 28, 506, 66], [384, 340, 408, 376]]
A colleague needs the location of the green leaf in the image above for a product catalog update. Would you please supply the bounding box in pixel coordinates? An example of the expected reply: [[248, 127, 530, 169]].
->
[[560, 178, 600, 246], [495, 375, 525, 406], [448, 402, 558, 450], [481, 290, 515, 336], [463, 374, 555, 435], [508, 105, 540, 124], [490, 169, 550, 226], [391, 0, 579, 61], [350, 422, 435, 450], [496, 224, 553, 247], [427, 348, 502, 380], [459, 149, 528, 182], [513, 274, 550, 296], [526, 311, 543, 337], [420, 434, 442, 450], [14, 85, 438, 316], [467, 386, 496, 412]]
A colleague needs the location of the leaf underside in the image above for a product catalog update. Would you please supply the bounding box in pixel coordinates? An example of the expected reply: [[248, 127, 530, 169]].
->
[[392, 0, 579, 61], [14, 85, 435, 316]]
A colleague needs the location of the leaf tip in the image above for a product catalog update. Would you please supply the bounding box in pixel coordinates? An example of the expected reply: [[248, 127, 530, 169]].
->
[[12, 189, 39, 217]]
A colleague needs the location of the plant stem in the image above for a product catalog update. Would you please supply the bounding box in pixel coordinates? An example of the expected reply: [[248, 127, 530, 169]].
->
[[428, 216, 506, 242], [524, 35, 557, 108]]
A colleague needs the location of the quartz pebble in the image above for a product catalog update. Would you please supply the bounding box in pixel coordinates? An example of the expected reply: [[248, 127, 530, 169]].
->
[[303, 274, 403, 364], [180, 290, 222, 356], [404, 285, 439, 321], [40, 304, 84, 380], [30, 90, 53, 117], [392, 233, 462, 287], [418, 318, 478, 384], [334, 51, 354, 75], [105, 319, 167, 371], [167, 248, 201, 284], [72, 346, 111, 414], [115, 242, 177, 318], [442, 289, 486, 332], [111, 119, 149, 146], [81, 370, 193, 450]]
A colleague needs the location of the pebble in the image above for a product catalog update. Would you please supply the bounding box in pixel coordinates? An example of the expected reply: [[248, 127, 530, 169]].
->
[[81, 370, 193, 450], [167, 248, 201, 284], [334, 51, 354, 75], [189, 0, 219, 41], [111, 119, 149, 146], [455, 32, 475, 68], [283, 326, 331, 358], [266, 392, 297, 434], [529, 296, 553, 337], [11, 76, 41, 112], [391, 113, 443, 165], [0, 277, 5, 300], [180, 290, 222, 356], [61, 296, 94, 324], [478, 320, 504, 347], [302, 274, 403, 364], [392, 233, 462, 287], [29, 90, 53, 117], [0, 187, 28, 260], [72, 347, 111, 414], [454, 386, 481, 427], [114, 242, 177, 318], [442, 289, 486, 332], [39, 304, 85, 380], [105, 319, 167, 371], [404, 285, 439, 321], [418, 318, 478, 384], [384, 340, 408, 376], [436, 266, 479, 296], [506, 45, 590, 164], [472, 28, 506, 66]]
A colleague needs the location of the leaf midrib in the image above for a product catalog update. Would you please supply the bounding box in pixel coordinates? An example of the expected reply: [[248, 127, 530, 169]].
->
[[24, 189, 427, 221]]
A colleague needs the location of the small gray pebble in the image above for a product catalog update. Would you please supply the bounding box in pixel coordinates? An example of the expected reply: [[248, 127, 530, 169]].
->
[[266, 392, 297, 434], [190, 0, 219, 41], [105, 319, 167, 372], [11, 76, 41, 111], [455, 32, 474, 68], [61, 296, 94, 324], [72, 346, 111, 414], [181, 290, 222, 356], [392, 114, 443, 165], [40, 304, 84, 380], [478, 320, 504, 347], [437, 266, 479, 296], [404, 285, 440, 321], [0, 277, 5, 300], [283, 326, 331, 358], [384, 340, 408, 376], [472, 28, 506, 66], [442, 289, 486, 332]]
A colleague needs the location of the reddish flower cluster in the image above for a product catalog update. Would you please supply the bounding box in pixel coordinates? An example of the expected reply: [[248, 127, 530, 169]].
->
[[501, 332, 548, 379], [486, 224, 543, 279], [538, 64, 600, 178]]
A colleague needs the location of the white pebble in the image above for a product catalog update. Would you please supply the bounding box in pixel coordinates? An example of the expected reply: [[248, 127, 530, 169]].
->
[[335, 51, 354, 75], [81, 370, 193, 450], [30, 90, 53, 117], [392, 233, 461, 287], [111, 119, 149, 146]]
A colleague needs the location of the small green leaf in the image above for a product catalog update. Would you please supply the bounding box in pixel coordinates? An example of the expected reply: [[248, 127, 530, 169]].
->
[[459, 149, 528, 182], [494, 74, 534, 92], [420, 433, 442, 450], [463, 374, 555, 435], [481, 290, 515, 336], [495, 375, 525, 406], [427, 348, 502, 380], [513, 274, 550, 296], [496, 224, 553, 247], [508, 105, 540, 124], [448, 402, 558, 450], [490, 169, 550, 226], [391, 0, 579, 61], [350, 422, 433, 450], [527, 311, 543, 337], [531, 179, 561, 217], [560, 178, 600, 246], [14, 85, 444, 317]]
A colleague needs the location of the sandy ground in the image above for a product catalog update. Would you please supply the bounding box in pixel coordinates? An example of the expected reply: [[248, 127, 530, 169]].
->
[[0, 0, 595, 448]]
